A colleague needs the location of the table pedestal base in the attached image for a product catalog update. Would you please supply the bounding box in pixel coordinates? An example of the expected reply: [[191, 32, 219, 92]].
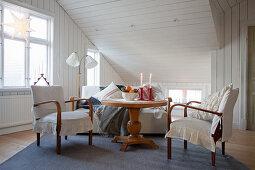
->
[[112, 135, 158, 152]]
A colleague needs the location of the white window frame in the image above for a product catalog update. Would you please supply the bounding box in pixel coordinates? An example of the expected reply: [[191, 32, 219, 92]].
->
[[86, 49, 100, 86], [0, 3, 52, 88], [168, 88, 203, 104]]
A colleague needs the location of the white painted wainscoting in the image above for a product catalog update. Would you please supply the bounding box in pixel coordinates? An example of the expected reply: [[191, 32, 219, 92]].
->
[[0, 92, 33, 135], [210, 0, 255, 130]]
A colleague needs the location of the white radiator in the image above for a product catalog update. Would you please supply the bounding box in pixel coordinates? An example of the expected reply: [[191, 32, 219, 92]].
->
[[0, 95, 33, 135]]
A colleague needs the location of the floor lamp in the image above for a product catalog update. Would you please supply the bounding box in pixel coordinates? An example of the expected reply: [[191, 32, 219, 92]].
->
[[66, 52, 98, 98]]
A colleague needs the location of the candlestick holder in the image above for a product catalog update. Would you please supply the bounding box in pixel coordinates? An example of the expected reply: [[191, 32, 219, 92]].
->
[[147, 87, 154, 101], [138, 87, 144, 101], [34, 74, 50, 86]]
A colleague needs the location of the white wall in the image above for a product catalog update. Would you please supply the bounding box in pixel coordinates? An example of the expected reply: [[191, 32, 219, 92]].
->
[[211, 0, 255, 129], [3, 0, 124, 98], [99, 53, 124, 86]]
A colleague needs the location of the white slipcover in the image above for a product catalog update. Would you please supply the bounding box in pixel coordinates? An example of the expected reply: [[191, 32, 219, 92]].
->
[[31, 86, 93, 136], [166, 88, 239, 152], [33, 109, 93, 136], [165, 117, 215, 151], [31, 86, 66, 119]]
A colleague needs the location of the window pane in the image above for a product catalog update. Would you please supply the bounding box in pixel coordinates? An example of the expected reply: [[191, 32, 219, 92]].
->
[[169, 89, 183, 103], [4, 8, 25, 37], [4, 39, 25, 86], [30, 16, 47, 39], [87, 51, 99, 86], [187, 90, 202, 102], [30, 43, 47, 85]]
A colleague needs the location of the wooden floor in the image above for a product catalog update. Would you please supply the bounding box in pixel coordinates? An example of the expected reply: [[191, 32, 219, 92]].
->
[[0, 130, 254, 169]]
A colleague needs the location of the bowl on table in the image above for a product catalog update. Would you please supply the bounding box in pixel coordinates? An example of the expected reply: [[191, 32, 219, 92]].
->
[[122, 92, 138, 101]]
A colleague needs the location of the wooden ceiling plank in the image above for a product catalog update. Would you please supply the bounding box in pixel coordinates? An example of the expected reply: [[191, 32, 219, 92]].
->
[[84, 17, 213, 35], [82, 12, 212, 33], [71, 1, 209, 23], [69, 0, 208, 19]]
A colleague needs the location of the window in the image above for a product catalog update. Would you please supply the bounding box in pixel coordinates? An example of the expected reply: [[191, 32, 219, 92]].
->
[[169, 89, 183, 103], [86, 50, 100, 86], [186, 90, 202, 102], [168, 89, 202, 104], [0, 6, 51, 88]]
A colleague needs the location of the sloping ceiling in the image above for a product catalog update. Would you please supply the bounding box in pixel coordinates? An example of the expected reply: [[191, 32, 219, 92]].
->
[[58, 0, 219, 83]]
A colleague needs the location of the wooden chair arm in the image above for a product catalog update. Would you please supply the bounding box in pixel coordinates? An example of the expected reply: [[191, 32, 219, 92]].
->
[[167, 104, 222, 131], [34, 100, 62, 134], [186, 101, 201, 105], [65, 96, 93, 123]]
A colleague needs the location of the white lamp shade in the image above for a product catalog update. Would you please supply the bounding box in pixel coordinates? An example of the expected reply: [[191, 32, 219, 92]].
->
[[66, 52, 80, 67], [85, 55, 98, 69]]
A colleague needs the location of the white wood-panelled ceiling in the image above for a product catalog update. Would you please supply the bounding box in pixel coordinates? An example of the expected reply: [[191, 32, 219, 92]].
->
[[58, 0, 219, 83]]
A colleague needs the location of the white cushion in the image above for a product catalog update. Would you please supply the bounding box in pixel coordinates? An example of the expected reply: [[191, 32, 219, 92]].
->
[[93, 82, 122, 101], [81, 86, 100, 99], [151, 83, 165, 100], [33, 109, 93, 136], [31, 86, 66, 119], [165, 117, 215, 151], [220, 88, 239, 141], [189, 84, 232, 121]]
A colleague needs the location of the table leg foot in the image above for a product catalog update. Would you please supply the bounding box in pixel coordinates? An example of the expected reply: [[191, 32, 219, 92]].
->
[[112, 135, 158, 151], [120, 143, 128, 152], [112, 136, 128, 143], [145, 140, 158, 149]]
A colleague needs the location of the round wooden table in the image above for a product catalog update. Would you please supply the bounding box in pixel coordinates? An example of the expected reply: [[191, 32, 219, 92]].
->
[[101, 99, 167, 152]]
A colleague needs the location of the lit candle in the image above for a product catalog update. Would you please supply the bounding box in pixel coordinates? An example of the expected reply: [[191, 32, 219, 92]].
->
[[140, 73, 143, 87], [149, 73, 152, 88]]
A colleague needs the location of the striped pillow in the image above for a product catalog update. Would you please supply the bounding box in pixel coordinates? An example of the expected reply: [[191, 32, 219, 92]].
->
[[93, 82, 122, 101]]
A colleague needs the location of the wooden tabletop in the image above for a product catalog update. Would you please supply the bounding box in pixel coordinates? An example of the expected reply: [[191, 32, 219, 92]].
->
[[101, 99, 167, 108]]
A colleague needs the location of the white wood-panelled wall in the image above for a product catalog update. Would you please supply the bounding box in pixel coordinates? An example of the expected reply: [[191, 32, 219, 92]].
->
[[5, 0, 88, 99], [100, 53, 124, 86], [210, 0, 255, 130], [5, 0, 124, 98]]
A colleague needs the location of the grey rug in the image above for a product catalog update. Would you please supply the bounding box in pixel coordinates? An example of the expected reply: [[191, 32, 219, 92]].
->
[[0, 134, 249, 170]]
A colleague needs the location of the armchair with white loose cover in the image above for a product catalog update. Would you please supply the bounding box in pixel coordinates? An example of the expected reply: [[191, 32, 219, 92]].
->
[[165, 87, 239, 166], [31, 85, 93, 154]]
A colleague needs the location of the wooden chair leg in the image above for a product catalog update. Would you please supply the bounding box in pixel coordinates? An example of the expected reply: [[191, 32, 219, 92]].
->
[[37, 133, 40, 146], [222, 142, 225, 155], [65, 136, 67, 140], [167, 137, 171, 159], [57, 135, 61, 154], [212, 152, 215, 166], [184, 140, 187, 149], [89, 130, 92, 145]]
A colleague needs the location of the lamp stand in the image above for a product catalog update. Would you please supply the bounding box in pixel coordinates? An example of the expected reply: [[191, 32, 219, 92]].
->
[[78, 73, 81, 98], [78, 65, 81, 98]]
